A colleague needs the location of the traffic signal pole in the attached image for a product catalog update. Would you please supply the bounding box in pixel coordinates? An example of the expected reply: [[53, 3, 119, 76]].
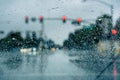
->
[[25, 16, 85, 52], [111, 29, 118, 80], [41, 19, 44, 55], [41, 19, 44, 40]]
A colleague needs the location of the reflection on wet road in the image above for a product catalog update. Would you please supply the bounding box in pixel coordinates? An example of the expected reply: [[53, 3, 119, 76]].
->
[[0, 50, 113, 80]]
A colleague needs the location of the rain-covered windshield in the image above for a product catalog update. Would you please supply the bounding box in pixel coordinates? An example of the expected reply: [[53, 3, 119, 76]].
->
[[0, 0, 120, 80]]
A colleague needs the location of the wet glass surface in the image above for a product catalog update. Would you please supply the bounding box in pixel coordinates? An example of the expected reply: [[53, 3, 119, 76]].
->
[[0, 0, 120, 80]]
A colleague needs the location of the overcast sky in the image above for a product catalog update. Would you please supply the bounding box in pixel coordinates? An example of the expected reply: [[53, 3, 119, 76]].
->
[[0, 0, 120, 45]]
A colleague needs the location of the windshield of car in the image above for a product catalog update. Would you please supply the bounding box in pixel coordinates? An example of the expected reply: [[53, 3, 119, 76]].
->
[[0, 0, 120, 80]]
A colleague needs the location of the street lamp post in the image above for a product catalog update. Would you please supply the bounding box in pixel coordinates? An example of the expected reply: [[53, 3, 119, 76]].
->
[[97, 0, 113, 26], [82, 0, 113, 27]]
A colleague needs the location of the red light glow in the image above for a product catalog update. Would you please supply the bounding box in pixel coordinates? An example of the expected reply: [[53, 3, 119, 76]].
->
[[111, 29, 117, 35]]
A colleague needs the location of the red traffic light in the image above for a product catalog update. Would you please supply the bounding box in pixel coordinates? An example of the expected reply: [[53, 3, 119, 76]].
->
[[25, 16, 29, 23], [76, 18, 82, 24], [111, 29, 117, 35], [62, 16, 67, 23], [39, 16, 43, 23]]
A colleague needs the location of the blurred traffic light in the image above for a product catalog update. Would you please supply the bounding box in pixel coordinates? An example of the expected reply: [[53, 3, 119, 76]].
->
[[31, 17, 36, 22], [71, 18, 82, 25], [39, 16, 43, 23], [71, 20, 77, 25], [111, 29, 117, 35], [25, 16, 29, 24], [62, 16, 67, 23], [76, 18, 82, 24]]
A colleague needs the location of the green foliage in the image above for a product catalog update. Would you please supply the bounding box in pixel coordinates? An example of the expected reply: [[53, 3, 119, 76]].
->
[[63, 24, 103, 49], [63, 14, 114, 50], [0, 31, 24, 51], [63, 14, 112, 49], [115, 17, 120, 40], [115, 17, 120, 30], [0, 31, 58, 51]]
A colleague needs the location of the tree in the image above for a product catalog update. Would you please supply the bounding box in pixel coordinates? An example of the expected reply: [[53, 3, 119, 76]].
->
[[115, 17, 120, 30], [95, 14, 112, 40], [68, 33, 76, 48], [0, 31, 24, 51], [63, 14, 112, 50], [31, 31, 38, 47], [24, 31, 33, 48], [63, 24, 102, 50], [63, 40, 71, 49], [115, 17, 120, 40], [47, 39, 55, 49]]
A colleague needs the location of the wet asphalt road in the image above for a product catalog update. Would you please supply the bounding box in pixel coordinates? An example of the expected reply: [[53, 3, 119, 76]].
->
[[0, 50, 117, 80]]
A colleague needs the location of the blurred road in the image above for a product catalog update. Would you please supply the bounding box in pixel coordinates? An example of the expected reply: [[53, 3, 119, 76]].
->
[[0, 50, 117, 80]]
